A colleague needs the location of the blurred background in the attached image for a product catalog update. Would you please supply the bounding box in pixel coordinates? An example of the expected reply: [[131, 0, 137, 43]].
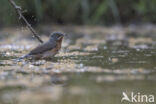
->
[[0, 0, 156, 26]]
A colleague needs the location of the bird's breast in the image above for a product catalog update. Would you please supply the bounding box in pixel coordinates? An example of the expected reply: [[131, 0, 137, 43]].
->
[[42, 40, 62, 58], [56, 38, 63, 50]]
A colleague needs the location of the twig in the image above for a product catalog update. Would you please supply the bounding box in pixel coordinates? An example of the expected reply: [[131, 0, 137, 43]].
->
[[8, 0, 44, 43]]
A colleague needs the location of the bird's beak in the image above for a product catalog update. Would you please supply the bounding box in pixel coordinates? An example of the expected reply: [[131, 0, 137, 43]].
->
[[57, 34, 65, 40]]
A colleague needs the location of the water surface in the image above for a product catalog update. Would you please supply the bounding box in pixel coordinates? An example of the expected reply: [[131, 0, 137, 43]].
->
[[0, 25, 156, 104]]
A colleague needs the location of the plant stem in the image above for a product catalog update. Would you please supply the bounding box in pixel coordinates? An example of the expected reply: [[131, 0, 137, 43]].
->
[[8, 0, 43, 43]]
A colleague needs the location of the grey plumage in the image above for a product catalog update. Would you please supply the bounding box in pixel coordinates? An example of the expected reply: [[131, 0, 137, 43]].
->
[[28, 39, 56, 55]]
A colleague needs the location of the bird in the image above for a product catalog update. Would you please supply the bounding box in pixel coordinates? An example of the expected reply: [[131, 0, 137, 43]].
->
[[21, 32, 65, 59]]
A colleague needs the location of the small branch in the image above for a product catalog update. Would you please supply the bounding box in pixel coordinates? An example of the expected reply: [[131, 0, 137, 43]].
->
[[8, 0, 44, 43]]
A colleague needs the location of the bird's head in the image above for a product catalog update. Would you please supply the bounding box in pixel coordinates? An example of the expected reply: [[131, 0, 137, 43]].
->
[[49, 32, 65, 41]]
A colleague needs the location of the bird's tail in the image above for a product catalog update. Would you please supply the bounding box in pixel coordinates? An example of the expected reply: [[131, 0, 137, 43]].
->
[[20, 54, 30, 59], [14, 54, 30, 61]]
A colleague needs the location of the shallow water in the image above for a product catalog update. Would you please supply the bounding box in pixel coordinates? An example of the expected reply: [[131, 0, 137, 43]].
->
[[0, 25, 156, 104]]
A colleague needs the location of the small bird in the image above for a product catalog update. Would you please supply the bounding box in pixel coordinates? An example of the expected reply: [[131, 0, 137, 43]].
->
[[21, 32, 65, 59]]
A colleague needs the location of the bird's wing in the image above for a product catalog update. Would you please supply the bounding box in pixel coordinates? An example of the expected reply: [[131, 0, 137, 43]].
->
[[28, 41, 56, 55]]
